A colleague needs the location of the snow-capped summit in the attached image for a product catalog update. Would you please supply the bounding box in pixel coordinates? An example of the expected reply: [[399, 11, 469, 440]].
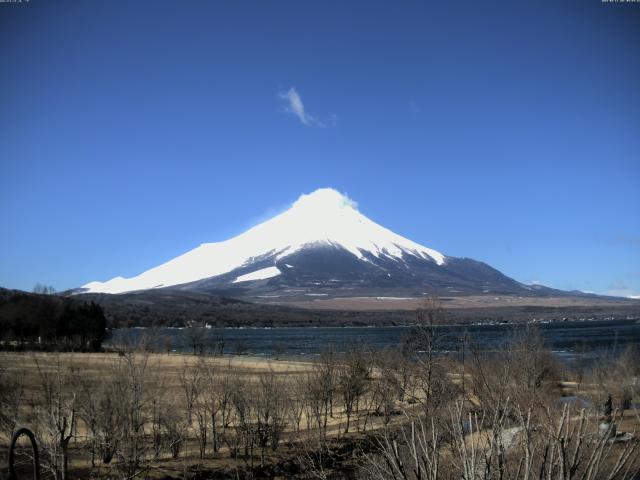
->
[[248, 188, 446, 265], [81, 188, 524, 297], [82, 188, 446, 294]]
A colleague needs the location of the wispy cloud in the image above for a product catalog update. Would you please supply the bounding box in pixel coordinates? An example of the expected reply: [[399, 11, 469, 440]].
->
[[606, 280, 640, 299], [607, 289, 640, 299], [278, 87, 324, 127]]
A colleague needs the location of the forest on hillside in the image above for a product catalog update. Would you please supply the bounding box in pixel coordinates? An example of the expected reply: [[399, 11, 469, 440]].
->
[[0, 289, 107, 351]]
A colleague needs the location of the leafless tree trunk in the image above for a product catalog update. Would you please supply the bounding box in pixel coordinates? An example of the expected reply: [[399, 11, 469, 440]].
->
[[33, 356, 76, 480], [287, 375, 306, 437], [254, 371, 288, 464], [338, 346, 372, 433], [110, 350, 155, 479], [179, 358, 202, 426]]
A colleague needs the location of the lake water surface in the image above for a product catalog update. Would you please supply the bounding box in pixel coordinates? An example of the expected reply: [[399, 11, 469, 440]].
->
[[106, 318, 640, 361]]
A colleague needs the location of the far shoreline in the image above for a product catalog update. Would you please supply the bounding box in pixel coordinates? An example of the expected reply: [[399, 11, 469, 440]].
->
[[111, 314, 640, 330]]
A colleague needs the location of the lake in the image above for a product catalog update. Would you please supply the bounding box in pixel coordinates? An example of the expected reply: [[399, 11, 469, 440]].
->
[[105, 318, 640, 361]]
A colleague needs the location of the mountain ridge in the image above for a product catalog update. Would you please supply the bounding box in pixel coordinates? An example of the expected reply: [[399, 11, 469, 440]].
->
[[79, 188, 593, 302], [81, 188, 449, 295]]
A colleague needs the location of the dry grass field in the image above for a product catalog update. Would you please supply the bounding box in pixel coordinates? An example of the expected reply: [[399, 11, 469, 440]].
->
[[0, 350, 422, 479], [1, 326, 639, 480], [275, 294, 640, 311]]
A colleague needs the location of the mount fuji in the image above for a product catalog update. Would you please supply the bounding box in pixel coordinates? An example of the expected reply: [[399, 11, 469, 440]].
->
[[80, 188, 550, 301]]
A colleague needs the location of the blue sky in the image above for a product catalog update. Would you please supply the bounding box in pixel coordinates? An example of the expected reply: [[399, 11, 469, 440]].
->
[[1, 0, 639, 296]]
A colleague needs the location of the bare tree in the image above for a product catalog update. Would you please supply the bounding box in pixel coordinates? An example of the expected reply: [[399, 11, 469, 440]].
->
[[229, 377, 258, 468], [364, 414, 442, 480], [304, 363, 334, 442], [74, 368, 101, 467], [403, 298, 456, 417], [0, 365, 24, 440], [33, 283, 56, 295], [194, 393, 209, 459], [588, 346, 640, 420], [33, 356, 76, 480], [110, 350, 154, 479], [179, 358, 203, 426], [162, 410, 187, 459], [366, 398, 640, 480], [184, 325, 208, 356], [287, 375, 307, 437], [254, 371, 289, 464], [338, 346, 372, 433], [200, 361, 231, 454], [372, 349, 408, 425], [468, 326, 558, 419], [150, 392, 164, 460], [192, 358, 211, 458]]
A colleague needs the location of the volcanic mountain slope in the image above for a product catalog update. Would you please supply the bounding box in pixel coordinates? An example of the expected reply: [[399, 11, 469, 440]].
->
[[81, 188, 576, 301]]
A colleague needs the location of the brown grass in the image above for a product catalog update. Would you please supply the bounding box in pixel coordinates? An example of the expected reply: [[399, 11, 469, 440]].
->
[[273, 294, 639, 311]]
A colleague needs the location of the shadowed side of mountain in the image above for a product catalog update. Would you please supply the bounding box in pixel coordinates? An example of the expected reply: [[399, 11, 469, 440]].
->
[[160, 245, 529, 298]]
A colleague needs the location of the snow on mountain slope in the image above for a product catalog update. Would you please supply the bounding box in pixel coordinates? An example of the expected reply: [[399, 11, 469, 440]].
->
[[82, 188, 446, 294], [232, 266, 281, 283]]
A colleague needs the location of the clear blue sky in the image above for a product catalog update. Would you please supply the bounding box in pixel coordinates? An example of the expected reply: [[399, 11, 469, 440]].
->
[[1, 0, 639, 297]]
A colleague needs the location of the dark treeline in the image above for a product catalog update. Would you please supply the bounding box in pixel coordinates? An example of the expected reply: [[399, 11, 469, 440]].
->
[[0, 290, 107, 351]]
